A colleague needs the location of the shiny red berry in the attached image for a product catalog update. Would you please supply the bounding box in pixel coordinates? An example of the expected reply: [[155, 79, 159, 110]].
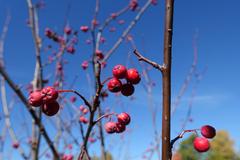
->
[[201, 125, 216, 139], [80, 26, 89, 32], [79, 116, 88, 124], [66, 46, 75, 54], [41, 86, 58, 103], [42, 101, 60, 116], [116, 122, 126, 133], [28, 90, 43, 107], [64, 26, 72, 35], [105, 122, 117, 134], [126, 68, 141, 84], [107, 78, 122, 92], [12, 142, 19, 149], [117, 112, 131, 125], [121, 83, 135, 96], [112, 65, 127, 79], [193, 137, 210, 152]]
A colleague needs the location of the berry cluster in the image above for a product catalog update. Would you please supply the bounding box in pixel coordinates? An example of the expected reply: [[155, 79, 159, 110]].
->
[[28, 86, 59, 116], [104, 112, 131, 134], [107, 65, 141, 96], [79, 105, 89, 124], [193, 125, 216, 152]]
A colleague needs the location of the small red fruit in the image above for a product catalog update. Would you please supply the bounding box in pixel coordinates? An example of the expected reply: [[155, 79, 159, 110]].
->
[[64, 26, 72, 35], [12, 142, 19, 149], [117, 112, 131, 125], [129, 0, 138, 11], [105, 122, 117, 134], [82, 108, 88, 114], [95, 50, 104, 60], [45, 28, 54, 38], [42, 101, 60, 116], [193, 137, 210, 152], [81, 60, 89, 70], [70, 96, 76, 103], [112, 65, 127, 79], [107, 78, 122, 92], [41, 86, 58, 103], [121, 83, 135, 96], [80, 26, 89, 32], [116, 122, 126, 133], [66, 46, 75, 54], [126, 68, 141, 84], [79, 116, 88, 124], [201, 125, 216, 139], [28, 90, 43, 107]]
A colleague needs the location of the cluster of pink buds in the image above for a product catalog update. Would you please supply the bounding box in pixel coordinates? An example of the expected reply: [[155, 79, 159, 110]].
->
[[107, 65, 141, 96], [104, 112, 131, 134], [79, 105, 89, 124], [193, 125, 216, 152], [28, 86, 59, 116]]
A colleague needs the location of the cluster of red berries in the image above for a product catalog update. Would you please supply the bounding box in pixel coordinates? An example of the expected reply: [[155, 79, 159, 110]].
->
[[107, 65, 141, 96], [28, 86, 59, 116], [193, 125, 216, 152], [104, 112, 131, 134], [61, 154, 73, 160], [79, 105, 89, 124]]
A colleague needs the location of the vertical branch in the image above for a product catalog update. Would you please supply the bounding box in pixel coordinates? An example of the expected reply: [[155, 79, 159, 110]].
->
[[161, 0, 174, 159]]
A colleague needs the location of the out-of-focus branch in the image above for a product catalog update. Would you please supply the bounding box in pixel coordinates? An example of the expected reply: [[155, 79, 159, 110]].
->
[[0, 67, 60, 159], [102, 0, 153, 62]]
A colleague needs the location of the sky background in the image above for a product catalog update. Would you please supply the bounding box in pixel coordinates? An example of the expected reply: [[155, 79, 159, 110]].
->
[[0, 0, 240, 159]]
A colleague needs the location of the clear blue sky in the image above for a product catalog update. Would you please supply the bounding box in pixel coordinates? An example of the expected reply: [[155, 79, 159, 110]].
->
[[0, 0, 240, 159]]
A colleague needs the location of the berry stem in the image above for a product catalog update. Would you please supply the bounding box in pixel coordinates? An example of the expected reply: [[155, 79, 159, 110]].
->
[[93, 112, 117, 125]]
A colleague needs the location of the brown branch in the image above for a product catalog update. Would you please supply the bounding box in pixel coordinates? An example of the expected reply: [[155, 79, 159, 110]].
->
[[133, 49, 165, 72]]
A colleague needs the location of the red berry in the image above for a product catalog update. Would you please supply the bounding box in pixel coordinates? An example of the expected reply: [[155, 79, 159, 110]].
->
[[104, 122, 117, 134], [28, 90, 43, 107], [79, 116, 88, 124], [79, 105, 85, 111], [80, 26, 89, 32], [107, 78, 122, 92], [193, 137, 210, 152], [95, 50, 104, 60], [82, 108, 88, 114], [70, 96, 76, 103], [117, 112, 131, 125], [12, 142, 19, 149], [201, 125, 216, 139], [64, 26, 72, 35], [41, 86, 58, 103], [66, 46, 75, 54], [112, 65, 127, 79], [126, 68, 141, 84], [121, 83, 135, 96], [111, 13, 117, 19], [129, 0, 138, 11], [45, 28, 54, 38], [81, 60, 89, 70], [116, 122, 126, 133], [42, 101, 60, 116]]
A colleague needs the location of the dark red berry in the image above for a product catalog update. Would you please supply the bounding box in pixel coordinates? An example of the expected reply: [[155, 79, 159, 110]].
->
[[42, 101, 60, 116], [201, 125, 216, 139], [121, 83, 135, 96], [116, 122, 126, 133], [79, 116, 88, 124], [107, 78, 122, 92], [80, 26, 89, 32]]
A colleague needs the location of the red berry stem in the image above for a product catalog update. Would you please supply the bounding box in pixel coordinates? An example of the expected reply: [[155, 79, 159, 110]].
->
[[57, 89, 92, 111], [93, 112, 117, 125], [101, 77, 114, 85]]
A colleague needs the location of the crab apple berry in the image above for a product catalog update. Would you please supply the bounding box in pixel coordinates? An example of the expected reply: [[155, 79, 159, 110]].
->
[[82, 108, 88, 114], [116, 122, 126, 133], [12, 142, 19, 149], [107, 78, 122, 92], [42, 101, 60, 116], [81, 60, 89, 70], [193, 137, 210, 152], [80, 26, 89, 32], [45, 28, 54, 38], [41, 86, 58, 103], [79, 105, 85, 111], [70, 96, 76, 103], [66, 46, 75, 54], [129, 0, 138, 11], [95, 50, 104, 60], [112, 64, 127, 79], [121, 83, 135, 96], [117, 112, 131, 125], [105, 122, 117, 134], [111, 13, 117, 19], [79, 116, 88, 124], [201, 125, 216, 139], [28, 90, 43, 107], [126, 68, 141, 84], [64, 26, 72, 35]]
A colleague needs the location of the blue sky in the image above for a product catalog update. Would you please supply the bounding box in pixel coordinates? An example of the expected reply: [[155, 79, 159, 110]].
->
[[0, 0, 240, 159]]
